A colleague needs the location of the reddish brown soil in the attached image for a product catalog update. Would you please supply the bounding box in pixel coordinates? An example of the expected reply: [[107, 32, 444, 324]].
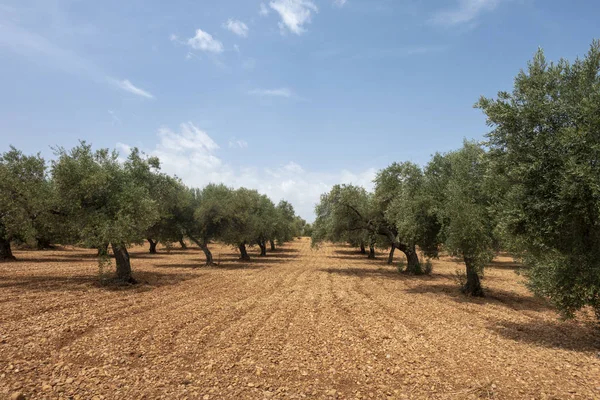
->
[[1, 238, 599, 399]]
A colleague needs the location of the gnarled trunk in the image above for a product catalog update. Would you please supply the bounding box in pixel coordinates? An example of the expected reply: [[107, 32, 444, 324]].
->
[[398, 244, 421, 274], [238, 242, 250, 261], [360, 243, 366, 254], [368, 244, 376, 259], [0, 238, 15, 262], [387, 245, 395, 265], [189, 235, 214, 266], [111, 243, 136, 283], [462, 257, 484, 297], [147, 238, 157, 254], [258, 240, 267, 256], [179, 237, 187, 250], [200, 242, 214, 266], [270, 239, 276, 251]]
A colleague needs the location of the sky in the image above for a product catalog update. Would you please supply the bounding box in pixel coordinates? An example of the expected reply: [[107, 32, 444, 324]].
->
[[1, 0, 599, 221]]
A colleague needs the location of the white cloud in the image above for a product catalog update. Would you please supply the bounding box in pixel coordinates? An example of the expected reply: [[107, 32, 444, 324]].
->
[[120, 123, 375, 221], [430, 0, 500, 26], [229, 138, 249, 149], [187, 29, 224, 53], [223, 19, 249, 37], [249, 88, 293, 98], [234, 44, 240, 53], [333, 0, 347, 7], [113, 79, 154, 99], [259, 3, 270, 16], [269, 0, 318, 35]]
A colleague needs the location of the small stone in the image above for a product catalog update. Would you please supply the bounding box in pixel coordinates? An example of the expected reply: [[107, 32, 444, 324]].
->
[[247, 383, 255, 387], [11, 392, 26, 400], [42, 384, 52, 392], [326, 389, 337, 397], [203, 395, 210, 400], [66, 377, 74, 384]]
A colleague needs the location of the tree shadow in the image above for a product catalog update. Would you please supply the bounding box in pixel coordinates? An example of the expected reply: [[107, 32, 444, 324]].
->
[[333, 249, 368, 256], [326, 254, 389, 262], [0, 270, 199, 293], [152, 262, 266, 270], [8, 257, 94, 264], [319, 266, 431, 280], [487, 318, 600, 353], [487, 259, 527, 271], [403, 282, 554, 313]]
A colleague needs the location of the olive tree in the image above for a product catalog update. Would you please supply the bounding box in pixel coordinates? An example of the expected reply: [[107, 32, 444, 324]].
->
[[0, 147, 50, 260], [478, 40, 600, 317], [51, 143, 159, 283], [428, 142, 497, 296], [312, 184, 375, 256], [375, 162, 439, 273]]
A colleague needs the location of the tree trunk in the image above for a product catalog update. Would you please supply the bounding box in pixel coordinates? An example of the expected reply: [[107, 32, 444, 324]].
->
[[270, 239, 276, 251], [398, 244, 421, 274], [462, 257, 484, 297], [111, 243, 136, 284], [199, 242, 214, 266], [360, 243, 366, 254], [97, 243, 109, 257], [238, 242, 250, 261], [368, 244, 376, 259], [179, 237, 188, 250], [258, 240, 267, 256], [188, 235, 214, 266], [147, 238, 157, 254], [0, 238, 15, 261], [387, 245, 395, 265], [36, 238, 54, 250]]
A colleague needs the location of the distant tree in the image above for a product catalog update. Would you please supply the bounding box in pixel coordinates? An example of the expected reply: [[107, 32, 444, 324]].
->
[[0, 147, 49, 260], [253, 194, 277, 256], [428, 142, 497, 296], [142, 172, 189, 254], [218, 187, 263, 261], [312, 184, 374, 255], [185, 184, 233, 266], [375, 162, 440, 273], [51, 143, 159, 283], [270, 200, 298, 250], [478, 40, 600, 317]]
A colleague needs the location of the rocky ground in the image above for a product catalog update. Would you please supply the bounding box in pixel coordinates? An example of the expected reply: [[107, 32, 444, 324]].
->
[[1, 238, 599, 399]]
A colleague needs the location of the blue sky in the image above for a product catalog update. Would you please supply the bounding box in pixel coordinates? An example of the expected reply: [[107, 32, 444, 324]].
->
[[1, 0, 599, 220]]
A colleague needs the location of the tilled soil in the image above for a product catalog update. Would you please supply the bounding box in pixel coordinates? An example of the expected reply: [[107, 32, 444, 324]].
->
[[1, 238, 599, 399]]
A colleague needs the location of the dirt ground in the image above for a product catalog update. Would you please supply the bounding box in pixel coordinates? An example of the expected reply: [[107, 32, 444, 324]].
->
[[1, 238, 599, 400]]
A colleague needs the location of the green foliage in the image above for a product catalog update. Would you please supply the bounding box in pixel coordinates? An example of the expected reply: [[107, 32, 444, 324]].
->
[[376, 162, 441, 258], [51, 142, 160, 249], [433, 142, 496, 269], [311, 184, 373, 249], [0, 147, 52, 248], [478, 40, 600, 317]]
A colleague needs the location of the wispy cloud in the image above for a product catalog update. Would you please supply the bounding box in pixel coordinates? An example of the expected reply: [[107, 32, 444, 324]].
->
[[333, 0, 348, 7], [430, 0, 501, 26], [269, 0, 318, 35], [259, 3, 270, 16], [113, 79, 154, 99], [186, 29, 224, 53], [248, 88, 294, 98], [223, 19, 249, 37], [0, 21, 154, 99], [229, 138, 249, 148]]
